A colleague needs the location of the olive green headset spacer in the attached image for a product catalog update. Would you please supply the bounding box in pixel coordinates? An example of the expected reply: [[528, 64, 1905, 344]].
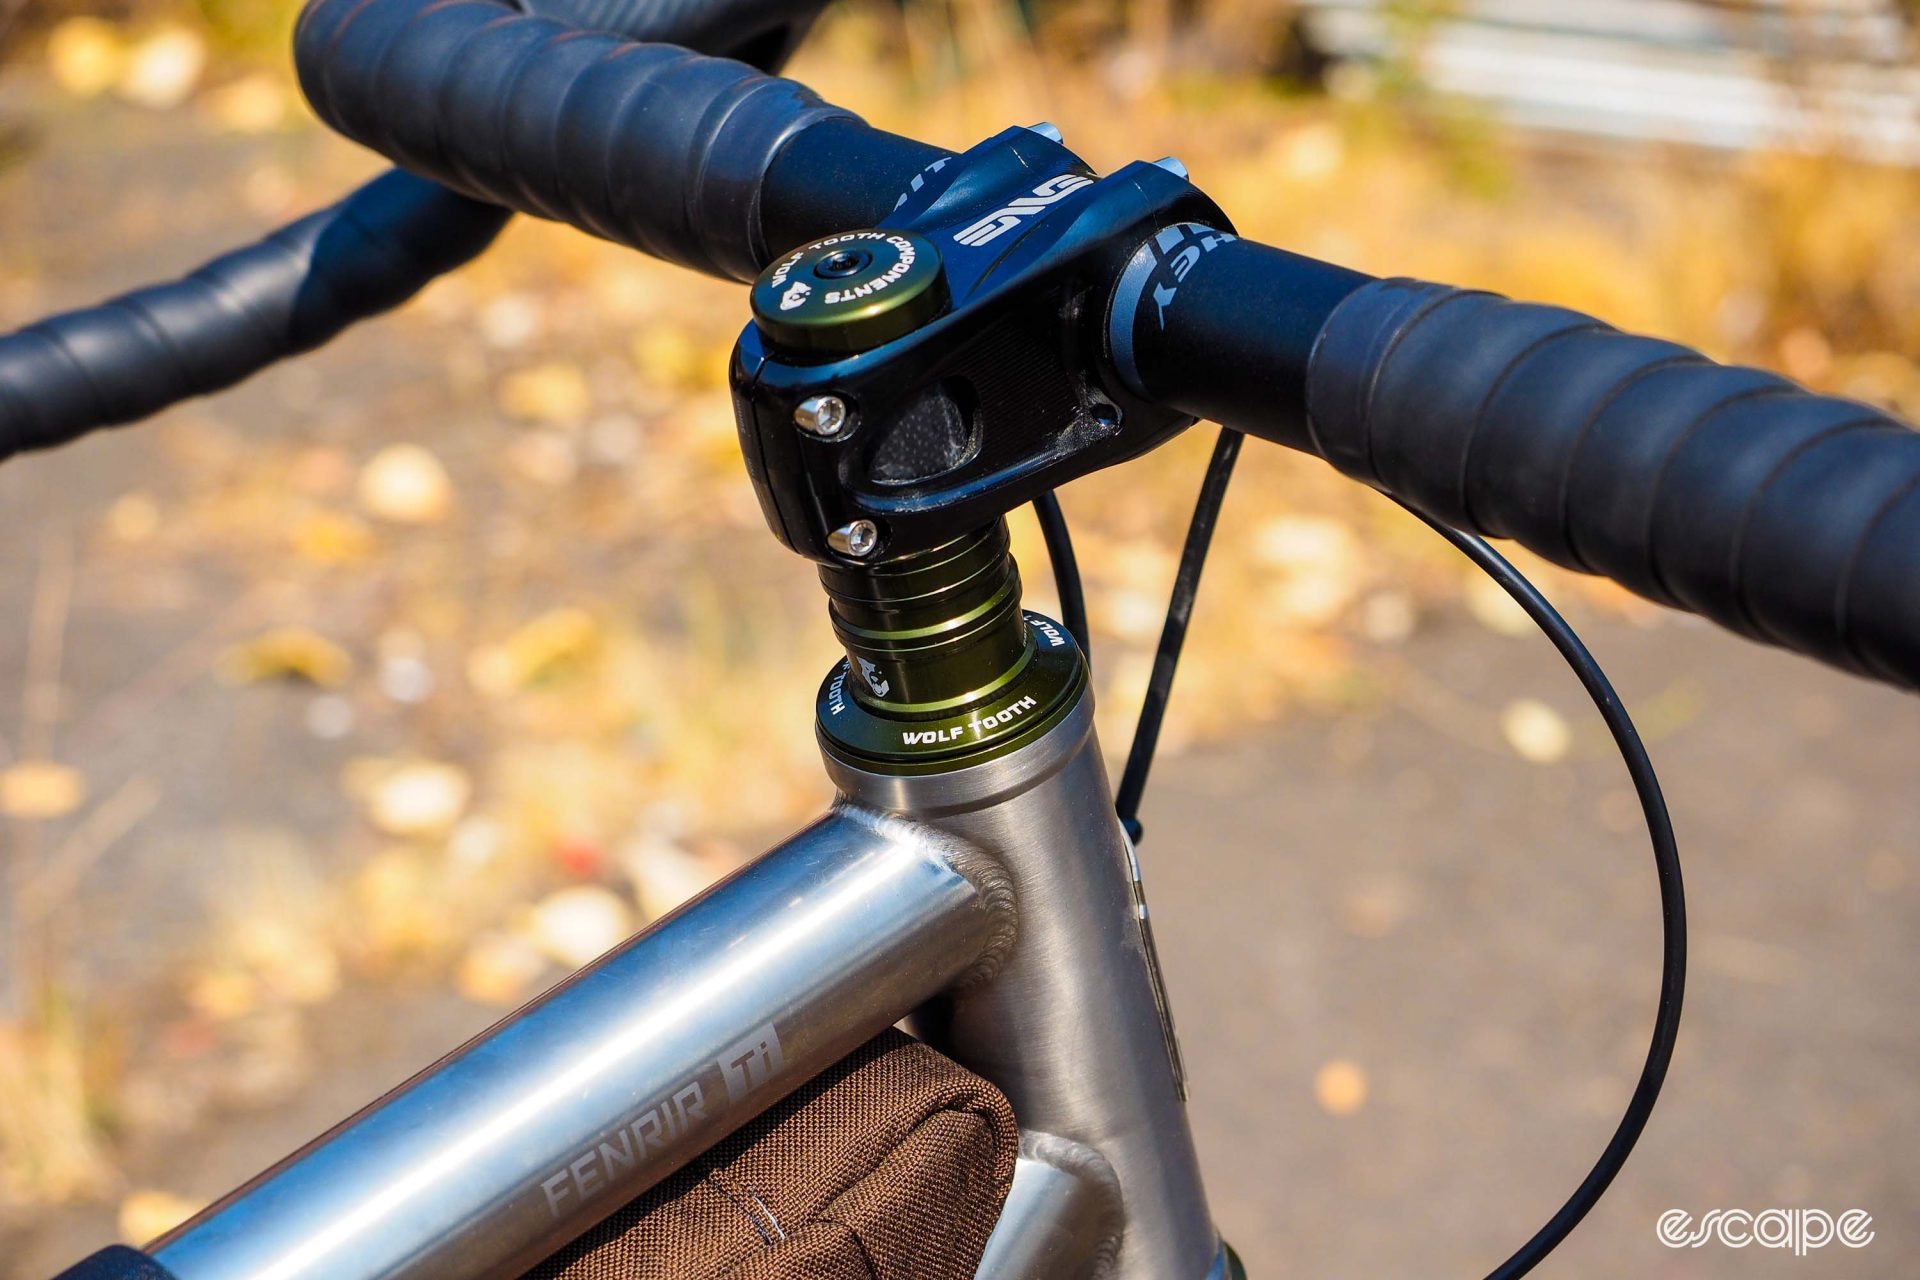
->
[[819, 523, 1032, 715], [813, 521, 1089, 776], [750, 230, 950, 354], [816, 611, 1087, 776]]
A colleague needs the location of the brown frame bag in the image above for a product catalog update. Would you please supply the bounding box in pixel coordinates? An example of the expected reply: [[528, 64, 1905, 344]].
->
[[524, 1030, 1017, 1280]]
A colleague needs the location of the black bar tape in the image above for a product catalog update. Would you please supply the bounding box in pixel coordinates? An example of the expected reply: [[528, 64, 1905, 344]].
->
[[519, 0, 825, 65], [1305, 279, 1920, 689], [294, 0, 857, 281], [0, 1, 828, 463], [0, 171, 507, 462]]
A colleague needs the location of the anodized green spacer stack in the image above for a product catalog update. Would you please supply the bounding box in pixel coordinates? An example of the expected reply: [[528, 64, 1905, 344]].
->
[[819, 522, 1031, 716], [814, 522, 1085, 775]]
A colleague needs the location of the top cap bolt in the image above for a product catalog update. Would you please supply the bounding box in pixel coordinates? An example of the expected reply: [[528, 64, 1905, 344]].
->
[[749, 230, 949, 355]]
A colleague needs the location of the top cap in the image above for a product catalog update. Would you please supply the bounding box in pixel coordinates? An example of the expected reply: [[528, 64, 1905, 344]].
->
[[751, 230, 949, 355]]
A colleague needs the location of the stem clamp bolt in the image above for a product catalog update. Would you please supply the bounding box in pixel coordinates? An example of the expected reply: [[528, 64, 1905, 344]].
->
[[794, 394, 850, 438], [828, 520, 880, 559]]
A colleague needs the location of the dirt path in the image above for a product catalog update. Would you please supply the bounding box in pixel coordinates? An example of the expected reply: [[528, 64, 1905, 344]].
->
[[9, 606, 1915, 1278], [1150, 611, 1919, 1279]]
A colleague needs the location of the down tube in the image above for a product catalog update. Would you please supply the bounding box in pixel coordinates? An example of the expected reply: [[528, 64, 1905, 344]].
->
[[150, 807, 1012, 1280]]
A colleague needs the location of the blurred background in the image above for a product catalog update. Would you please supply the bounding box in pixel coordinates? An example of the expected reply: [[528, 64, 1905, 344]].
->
[[0, 1, 1916, 1276]]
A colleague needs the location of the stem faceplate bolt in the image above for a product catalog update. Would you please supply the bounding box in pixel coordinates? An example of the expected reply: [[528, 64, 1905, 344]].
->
[[794, 395, 850, 438], [829, 520, 880, 559]]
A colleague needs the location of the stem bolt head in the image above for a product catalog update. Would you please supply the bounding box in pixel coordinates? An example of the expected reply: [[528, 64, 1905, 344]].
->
[[829, 520, 880, 559], [1153, 155, 1190, 180], [794, 395, 850, 438]]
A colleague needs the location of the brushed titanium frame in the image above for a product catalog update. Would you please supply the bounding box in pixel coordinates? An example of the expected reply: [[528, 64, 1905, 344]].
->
[[149, 680, 1228, 1280]]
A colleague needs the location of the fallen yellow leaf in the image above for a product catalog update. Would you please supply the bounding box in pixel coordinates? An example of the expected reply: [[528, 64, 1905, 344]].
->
[[622, 837, 721, 920], [526, 886, 634, 969], [456, 932, 549, 1005], [1270, 122, 1346, 186], [116, 25, 207, 111], [357, 443, 453, 525], [1358, 590, 1417, 644], [0, 761, 88, 820], [631, 328, 706, 391], [1501, 698, 1573, 765], [204, 73, 287, 134], [1466, 573, 1532, 637], [505, 431, 579, 486], [220, 628, 354, 687], [183, 968, 259, 1022], [106, 491, 161, 543], [290, 510, 377, 565], [498, 361, 593, 425], [467, 608, 600, 696], [360, 761, 473, 838], [352, 846, 453, 960], [1314, 1059, 1369, 1117], [119, 1188, 203, 1246], [230, 917, 341, 1006], [47, 18, 127, 98], [1250, 514, 1359, 575]]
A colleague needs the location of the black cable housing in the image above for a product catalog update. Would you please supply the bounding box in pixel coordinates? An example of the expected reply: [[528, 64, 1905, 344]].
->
[[1102, 440, 1685, 1278], [1033, 492, 1091, 661], [1115, 428, 1243, 840], [1401, 504, 1687, 1280]]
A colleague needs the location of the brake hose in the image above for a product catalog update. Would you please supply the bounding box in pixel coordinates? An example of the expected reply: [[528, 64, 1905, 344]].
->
[[1033, 491, 1091, 659], [1410, 505, 1686, 1280], [1115, 428, 1243, 840], [1084, 439, 1685, 1279]]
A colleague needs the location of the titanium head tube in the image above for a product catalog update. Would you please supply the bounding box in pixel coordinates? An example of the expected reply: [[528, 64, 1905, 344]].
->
[[823, 691, 1226, 1280], [150, 808, 1013, 1280], [784, 507, 1221, 1278]]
